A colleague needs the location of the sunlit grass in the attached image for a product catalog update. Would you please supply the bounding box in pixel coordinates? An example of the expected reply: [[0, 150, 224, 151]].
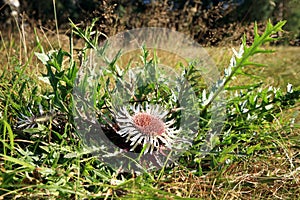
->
[[206, 46, 300, 87], [0, 21, 299, 199]]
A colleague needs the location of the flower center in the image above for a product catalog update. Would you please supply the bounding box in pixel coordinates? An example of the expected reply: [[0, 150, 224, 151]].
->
[[133, 113, 165, 135]]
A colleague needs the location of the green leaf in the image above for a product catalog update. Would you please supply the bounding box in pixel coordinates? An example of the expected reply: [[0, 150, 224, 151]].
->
[[1, 119, 14, 151], [0, 154, 35, 170], [35, 52, 49, 65], [241, 62, 267, 67], [247, 143, 261, 155], [253, 48, 275, 54], [254, 21, 259, 39], [219, 143, 239, 163]]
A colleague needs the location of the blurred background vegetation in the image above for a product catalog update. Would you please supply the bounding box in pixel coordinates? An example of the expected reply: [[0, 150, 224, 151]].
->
[[1, 0, 299, 45]]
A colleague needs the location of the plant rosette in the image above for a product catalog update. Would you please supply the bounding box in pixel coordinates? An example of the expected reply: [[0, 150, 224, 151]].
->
[[73, 28, 225, 173]]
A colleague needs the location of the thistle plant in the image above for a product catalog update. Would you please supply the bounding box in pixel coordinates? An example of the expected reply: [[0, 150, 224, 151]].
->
[[190, 20, 300, 166], [182, 21, 280, 160], [201, 21, 287, 110], [68, 20, 300, 177], [115, 103, 179, 155]]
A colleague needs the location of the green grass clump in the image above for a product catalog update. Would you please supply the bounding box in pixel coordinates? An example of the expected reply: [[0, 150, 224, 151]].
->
[[0, 20, 299, 199]]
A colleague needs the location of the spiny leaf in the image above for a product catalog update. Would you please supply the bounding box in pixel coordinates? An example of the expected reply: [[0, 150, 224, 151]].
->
[[241, 62, 267, 67]]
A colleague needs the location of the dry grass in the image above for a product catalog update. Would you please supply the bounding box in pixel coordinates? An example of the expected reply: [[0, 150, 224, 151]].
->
[[157, 144, 300, 199], [0, 24, 299, 199], [206, 46, 300, 88]]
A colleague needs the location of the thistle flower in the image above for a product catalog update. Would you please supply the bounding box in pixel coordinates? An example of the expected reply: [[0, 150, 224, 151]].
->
[[115, 103, 179, 154]]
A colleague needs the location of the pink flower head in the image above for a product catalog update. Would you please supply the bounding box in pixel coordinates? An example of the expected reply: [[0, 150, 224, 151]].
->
[[115, 103, 179, 154]]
